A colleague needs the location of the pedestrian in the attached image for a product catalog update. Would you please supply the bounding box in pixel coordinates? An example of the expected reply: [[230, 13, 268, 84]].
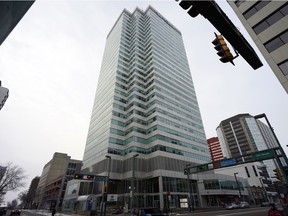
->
[[51, 209, 56, 216], [268, 203, 282, 216]]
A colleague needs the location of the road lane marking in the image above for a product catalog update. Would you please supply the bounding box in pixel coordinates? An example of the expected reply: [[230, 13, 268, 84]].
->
[[216, 209, 268, 216]]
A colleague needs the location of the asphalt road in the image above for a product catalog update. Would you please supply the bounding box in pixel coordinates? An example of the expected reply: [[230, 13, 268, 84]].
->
[[6, 207, 273, 216], [178, 207, 270, 216]]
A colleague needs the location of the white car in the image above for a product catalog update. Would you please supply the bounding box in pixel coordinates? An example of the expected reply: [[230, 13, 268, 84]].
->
[[225, 203, 238, 210], [238, 201, 250, 208]]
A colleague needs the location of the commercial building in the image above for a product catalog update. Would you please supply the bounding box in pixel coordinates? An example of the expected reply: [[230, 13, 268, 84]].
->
[[215, 162, 278, 204], [33, 152, 82, 210], [26, 176, 40, 209], [63, 179, 98, 214], [0, 1, 34, 46], [216, 113, 280, 200], [63, 172, 249, 212], [228, 1, 288, 93], [81, 6, 211, 210], [207, 137, 224, 161]]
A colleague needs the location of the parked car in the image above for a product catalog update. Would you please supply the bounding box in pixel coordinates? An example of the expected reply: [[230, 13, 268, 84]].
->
[[0, 207, 7, 216], [112, 207, 123, 215], [225, 203, 238, 210], [260, 202, 271, 207], [10, 209, 21, 216], [238, 201, 250, 208], [135, 208, 168, 216]]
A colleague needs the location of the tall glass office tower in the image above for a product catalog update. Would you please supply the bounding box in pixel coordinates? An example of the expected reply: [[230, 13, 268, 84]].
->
[[82, 6, 210, 209]]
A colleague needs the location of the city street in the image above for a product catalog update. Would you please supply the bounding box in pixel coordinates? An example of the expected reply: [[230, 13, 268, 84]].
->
[[179, 207, 269, 216], [18, 207, 271, 216]]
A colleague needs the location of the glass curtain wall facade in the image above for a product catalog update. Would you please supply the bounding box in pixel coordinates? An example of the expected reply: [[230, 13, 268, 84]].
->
[[82, 6, 210, 209]]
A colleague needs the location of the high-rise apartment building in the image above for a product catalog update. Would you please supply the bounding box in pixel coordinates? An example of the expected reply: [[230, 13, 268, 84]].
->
[[207, 137, 224, 161], [228, 1, 288, 93], [216, 113, 278, 181], [82, 6, 210, 209]]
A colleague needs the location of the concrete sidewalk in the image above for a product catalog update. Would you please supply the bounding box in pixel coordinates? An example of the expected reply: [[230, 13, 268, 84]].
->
[[25, 207, 226, 216], [25, 210, 74, 216]]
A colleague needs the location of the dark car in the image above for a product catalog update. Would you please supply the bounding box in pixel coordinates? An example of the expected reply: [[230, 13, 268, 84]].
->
[[10, 209, 21, 216], [0, 207, 7, 216], [260, 202, 270, 207], [136, 208, 168, 216], [112, 207, 123, 215]]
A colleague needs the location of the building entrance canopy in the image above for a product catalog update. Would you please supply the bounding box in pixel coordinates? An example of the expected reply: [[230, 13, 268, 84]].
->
[[76, 195, 96, 202]]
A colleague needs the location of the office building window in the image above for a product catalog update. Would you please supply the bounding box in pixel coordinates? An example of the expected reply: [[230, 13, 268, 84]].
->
[[243, 1, 270, 19], [281, 3, 288, 15], [252, 165, 258, 177], [279, 60, 288, 76], [245, 166, 250, 177], [253, 3, 288, 34], [264, 30, 288, 52], [235, 0, 245, 7]]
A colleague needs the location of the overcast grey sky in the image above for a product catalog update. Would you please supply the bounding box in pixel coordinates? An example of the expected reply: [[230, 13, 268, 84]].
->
[[1, 0, 287, 202]]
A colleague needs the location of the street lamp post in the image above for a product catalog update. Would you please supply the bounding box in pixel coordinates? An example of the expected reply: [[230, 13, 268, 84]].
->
[[100, 155, 112, 216], [234, 172, 242, 202], [259, 177, 269, 202], [130, 154, 139, 214]]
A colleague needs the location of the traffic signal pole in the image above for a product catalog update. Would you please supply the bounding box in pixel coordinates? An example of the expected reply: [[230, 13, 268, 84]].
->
[[176, 0, 263, 70], [254, 114, 288, 183]]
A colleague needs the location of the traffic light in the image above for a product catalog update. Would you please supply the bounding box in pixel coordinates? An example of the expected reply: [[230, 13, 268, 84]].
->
[[74, 174, 84, 179], [178, 1, 200, 18], [273, 168, 284, 182], [175, 1, 262, 70], [212, 33, 235, 65]]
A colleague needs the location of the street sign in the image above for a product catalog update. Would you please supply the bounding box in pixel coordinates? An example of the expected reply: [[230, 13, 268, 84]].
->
[[185, 148, 279, 174], [197, 164, 208, 172], [252, 149, 275, 161], [220, 158, 236, 167], [94, 175, 108, 181]]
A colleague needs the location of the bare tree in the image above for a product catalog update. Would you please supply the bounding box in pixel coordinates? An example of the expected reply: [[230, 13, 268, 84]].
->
[[0, 162, 27, 197], [18, 190, 28, 208]]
